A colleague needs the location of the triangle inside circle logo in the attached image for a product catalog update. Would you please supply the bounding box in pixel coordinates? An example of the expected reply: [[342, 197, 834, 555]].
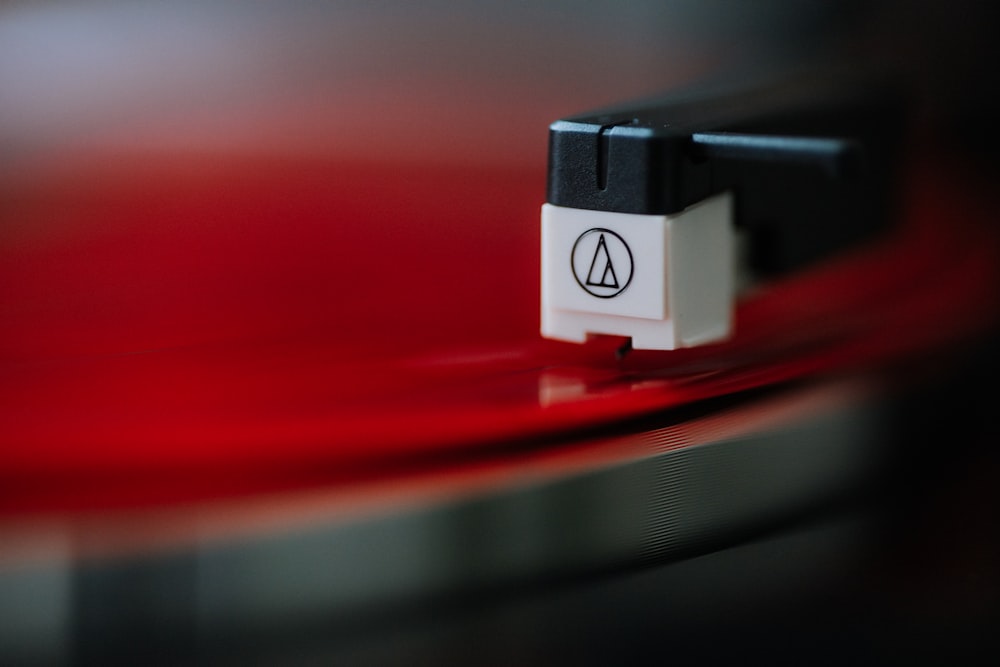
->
[[571, 228, 633, 298]]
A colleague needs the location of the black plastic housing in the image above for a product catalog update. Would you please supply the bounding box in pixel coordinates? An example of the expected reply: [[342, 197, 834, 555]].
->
[[546, 72, 903, 275]]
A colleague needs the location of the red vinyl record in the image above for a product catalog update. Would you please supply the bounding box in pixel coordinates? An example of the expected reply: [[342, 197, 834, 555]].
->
[[1, 149, 997, 513]]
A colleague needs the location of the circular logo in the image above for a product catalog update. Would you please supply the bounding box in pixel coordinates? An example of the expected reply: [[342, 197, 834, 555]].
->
[[571, 228, 634, 298]]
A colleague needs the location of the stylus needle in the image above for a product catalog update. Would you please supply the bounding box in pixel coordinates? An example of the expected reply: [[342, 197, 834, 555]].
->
[[615, 338, 633, 362]]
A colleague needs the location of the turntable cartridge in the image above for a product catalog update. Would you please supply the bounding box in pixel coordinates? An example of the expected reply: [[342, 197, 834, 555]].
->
[[541, 72, 901, 350]]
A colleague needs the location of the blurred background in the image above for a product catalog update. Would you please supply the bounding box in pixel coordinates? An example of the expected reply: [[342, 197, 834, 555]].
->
[[3, 0, 995, 173], [2, 1, 999, 664]]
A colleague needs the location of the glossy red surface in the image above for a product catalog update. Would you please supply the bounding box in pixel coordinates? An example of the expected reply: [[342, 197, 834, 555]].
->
[[1, 150, 998, 512]]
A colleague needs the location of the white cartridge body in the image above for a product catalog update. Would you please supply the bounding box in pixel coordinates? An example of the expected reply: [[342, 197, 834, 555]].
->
[[541, 192, 734, 350]]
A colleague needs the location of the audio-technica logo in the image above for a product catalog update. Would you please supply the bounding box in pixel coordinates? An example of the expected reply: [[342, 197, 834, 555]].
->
[[570, 228, 633, 298]]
